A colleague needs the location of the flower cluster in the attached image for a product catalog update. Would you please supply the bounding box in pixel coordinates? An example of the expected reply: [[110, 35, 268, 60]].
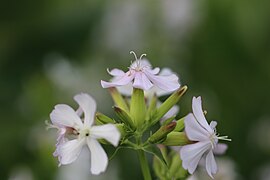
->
[[47, 51, 230, 179]]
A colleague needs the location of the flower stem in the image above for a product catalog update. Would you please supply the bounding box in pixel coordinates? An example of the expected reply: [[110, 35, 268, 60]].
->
[[137, 150, 152, 180]]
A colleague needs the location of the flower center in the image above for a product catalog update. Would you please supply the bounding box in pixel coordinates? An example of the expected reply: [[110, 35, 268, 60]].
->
[[129, 51, 147, 72], [79, 128, 90, 138], [209, 133, 218, 149]]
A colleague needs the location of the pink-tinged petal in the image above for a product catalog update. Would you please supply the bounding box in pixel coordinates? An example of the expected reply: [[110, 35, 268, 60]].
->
[[213, 143, 228, 155], [107, 68, 125, 76], [205, 150, 218, 178], [116, 83, 133, 96], [145, 71, 180, 92], [159, 68, 174, 76], [101, 72, 135, 88], [90, 124, 120, 146], [50, 104, 83, 129], [192, 97, 213, 133], [184, 113, 209, 141], [74, 93, 96, 127], [57, 139, 85, 165], [180, 141, 211, 174], [133, 72, 153, 90], [56, 128, 67, 145], [87, 138, 108, 175], [147, 67, 160, 75]]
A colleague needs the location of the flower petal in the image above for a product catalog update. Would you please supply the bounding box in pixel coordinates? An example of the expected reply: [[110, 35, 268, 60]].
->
[[184, 113, 209, 141], [213, 143, 228, 155], [50, 104, 83, 129], [90, 124, 120, 146], [133, 72, 153, 90], [192, 97, 213, 133], [107, 68, 125, 76], [101, 72, 135, 88], [145, 71, 180, 92], [74, 93, 96, 127], [180, 141, 211, 174], [87, 138, 108, 175], [205, 150, 218, 178], [57, 139, 85, 165], [116, 82, 133, 96]]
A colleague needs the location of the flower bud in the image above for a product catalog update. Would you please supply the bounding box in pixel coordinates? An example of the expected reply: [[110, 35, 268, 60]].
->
[[151, 86, 187, 126], [114, 106, 136, 130], [109, 87, 129, 113], [173, 117, 185, 132], [96, 112, 115, 124], [148, 122, 177, 144], [162, 132, 191, 146]]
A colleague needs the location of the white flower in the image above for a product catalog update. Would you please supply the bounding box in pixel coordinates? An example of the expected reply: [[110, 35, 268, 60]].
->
[[101, 51, 180, 91], [180, 97, 230, 179], [50, 93, 120, 175]]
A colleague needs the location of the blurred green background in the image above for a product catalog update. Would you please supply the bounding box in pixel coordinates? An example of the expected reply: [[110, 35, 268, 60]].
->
[[1, 0, 270, 179]]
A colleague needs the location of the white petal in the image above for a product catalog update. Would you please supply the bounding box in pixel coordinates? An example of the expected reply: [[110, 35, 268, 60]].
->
[[74, 93, 96, 127], [205, 150, 218, 178], [101, 72, 135, 88], [107, 68, 125, 76], [90, 124, 121, 146], [116, 83, 133, 96], [192, 97, 213, 133], [133, 72, 153, 90], [87, 138, 108, 175], [57, 139, 85, 165], [50, 104, 83, 129], [145, 71, 180, 92], [180, 141, 211, 174], [213, 143, 228, 155], [184, 113, 209, 141]]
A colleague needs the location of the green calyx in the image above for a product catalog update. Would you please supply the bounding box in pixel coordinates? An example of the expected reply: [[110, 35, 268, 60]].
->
[[130, 88, 146, 129]]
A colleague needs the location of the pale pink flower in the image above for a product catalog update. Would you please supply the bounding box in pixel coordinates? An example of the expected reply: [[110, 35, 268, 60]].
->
[[101, 51, 180, 91], [180, 97, 230, 178], [50, 93, 120, 175]]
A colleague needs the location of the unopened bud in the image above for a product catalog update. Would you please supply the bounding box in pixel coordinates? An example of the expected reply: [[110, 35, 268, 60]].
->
[[96, 112, 115, 124], [114, 106, 136, 130], [151, 86, 187, 126], [148, 122, 177, 144], [109, 87, 129, 113], [162, 132, 191, 146]]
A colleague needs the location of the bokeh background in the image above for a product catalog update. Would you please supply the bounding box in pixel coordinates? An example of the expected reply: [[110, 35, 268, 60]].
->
[[1, 0, 270, 179]]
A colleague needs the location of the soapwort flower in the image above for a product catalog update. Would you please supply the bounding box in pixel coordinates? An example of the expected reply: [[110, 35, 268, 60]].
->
[[49, 93, 120, 175], [101, 51, 180, 91], [180, 97, 230, 178]]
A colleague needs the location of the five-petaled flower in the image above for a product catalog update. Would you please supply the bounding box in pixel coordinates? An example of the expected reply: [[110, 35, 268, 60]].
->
[[101, 51, 180, 92], [49, 93, 120, 175], [180, 97, 230, 178]]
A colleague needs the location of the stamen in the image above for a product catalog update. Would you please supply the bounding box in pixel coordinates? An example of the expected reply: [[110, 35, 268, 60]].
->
[[139, 53, 147, 59], [130, 51, 138, 60], [45, 120, 58, 130], [218, 135, 232, 142]]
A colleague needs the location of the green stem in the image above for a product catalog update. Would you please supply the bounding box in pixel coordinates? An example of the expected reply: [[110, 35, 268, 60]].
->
[[137, 150, 152, 180]]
